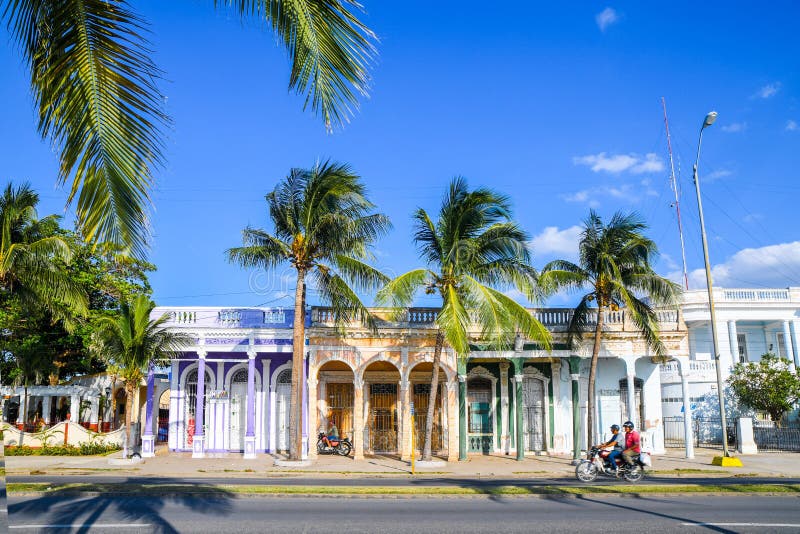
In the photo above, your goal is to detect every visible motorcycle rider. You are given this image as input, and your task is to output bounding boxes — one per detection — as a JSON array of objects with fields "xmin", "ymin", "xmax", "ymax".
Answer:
[
  {"xmin": 322, "ymin": 421, "xmax": 339, "ymax": 449},
  {"xmin": 595, "ymin": 424, "xmax": 624, "ymax": 473},
  {"xmin": 621, "ymin": 420, "xmax": 641, "ymax": 467}
]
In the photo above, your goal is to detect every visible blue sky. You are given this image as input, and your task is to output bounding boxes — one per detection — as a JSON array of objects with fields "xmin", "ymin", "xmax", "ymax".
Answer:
[{"xmin": 2, "ymin": 2, "xmax": 800, "ymax": 308}]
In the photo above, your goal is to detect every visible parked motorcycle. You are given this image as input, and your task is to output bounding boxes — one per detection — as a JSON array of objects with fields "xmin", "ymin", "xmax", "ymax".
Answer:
[
  {"xmin": 316, "ymin": 432, "xmax": 353, "ymax": 456},
  {"xmin": 575, "ymin": 447, "xmax": 650, "ymax": 483}
]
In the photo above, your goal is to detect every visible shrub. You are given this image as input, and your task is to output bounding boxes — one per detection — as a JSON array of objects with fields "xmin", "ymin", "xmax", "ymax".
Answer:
[{"xmin": 5, "ymin": 443, "xmax": 121, "ymax": 456}]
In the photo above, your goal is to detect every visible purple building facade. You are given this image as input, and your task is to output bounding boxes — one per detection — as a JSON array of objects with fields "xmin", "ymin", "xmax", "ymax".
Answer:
[{"xmin": 146, "ymin": 307, "xmax": 306, "ymax": 459}]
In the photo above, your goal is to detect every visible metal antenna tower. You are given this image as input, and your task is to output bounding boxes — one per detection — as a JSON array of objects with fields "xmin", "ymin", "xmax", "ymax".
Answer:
[{"xmin": 662, "ymin": 97, "xmax": 690, "ymax": 290}]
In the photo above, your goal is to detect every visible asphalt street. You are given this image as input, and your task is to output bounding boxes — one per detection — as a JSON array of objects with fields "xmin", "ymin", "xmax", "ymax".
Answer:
[
  {"xmin": 7, "ymin": 494, "xmax": 800, "ymax": 533},
  {"xmin": 8, "ymin": 474, "xmax": 800, "ymax": 487}
]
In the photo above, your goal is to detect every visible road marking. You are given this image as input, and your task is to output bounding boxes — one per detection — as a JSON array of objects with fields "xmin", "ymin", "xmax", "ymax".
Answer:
[
  {"xmin": 682, "ymin": 523, "xmax": 800, "ymax": 528},
  {"xmin": 11, "ymin": 524, "xmax": 151, "ymax": 530}
]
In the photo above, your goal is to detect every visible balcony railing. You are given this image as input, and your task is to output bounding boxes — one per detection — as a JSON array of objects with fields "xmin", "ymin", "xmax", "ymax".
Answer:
[
  {"xmin": 721, "ymin": 289, "xmax": 790, "ymax": 301},
  {"xmin": 311, "ymin": 306, "xmax": 683, "ymax": 332},
  {"xmin": 660, "ymin": 360, "xmax": 717, "ymax": 383}
]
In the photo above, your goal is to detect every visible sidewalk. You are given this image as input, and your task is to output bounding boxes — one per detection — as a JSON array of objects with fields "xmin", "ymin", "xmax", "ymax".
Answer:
[{"xmin": 7, "ymin": 447, "xmax": 800, "ymax": 479}]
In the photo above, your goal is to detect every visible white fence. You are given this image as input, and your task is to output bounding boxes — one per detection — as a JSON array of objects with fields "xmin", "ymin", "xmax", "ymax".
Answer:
[{"xmin": 2, "ymin": 421, "xmax": 126, "ymax": 448}]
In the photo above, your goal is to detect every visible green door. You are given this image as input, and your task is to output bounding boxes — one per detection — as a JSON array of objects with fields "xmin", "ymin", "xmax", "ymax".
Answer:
[{"xmin": 467, "ymin": 378, "xmax": 493, "ymax": 453}]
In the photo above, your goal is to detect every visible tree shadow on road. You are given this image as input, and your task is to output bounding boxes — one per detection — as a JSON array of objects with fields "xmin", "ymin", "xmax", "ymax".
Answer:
[{"xmin": 9, "ymin": 477, "xmax": 235, "ymax": 533}]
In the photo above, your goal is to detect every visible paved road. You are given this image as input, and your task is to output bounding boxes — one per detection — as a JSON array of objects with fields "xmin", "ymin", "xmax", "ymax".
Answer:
[
  {"xmin": 7, "ymin": 494, "xmax": 800, "ymax": 533},
  {"xmin": 8, "ymin": 474, "xmax": 800, "ymax": 487}
]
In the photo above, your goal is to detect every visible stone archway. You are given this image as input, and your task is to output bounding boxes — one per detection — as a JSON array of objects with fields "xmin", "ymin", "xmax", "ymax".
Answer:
[
  {"xmin": 361, "ymin": 360, "xmax": 401, "ymax": 455},
  {"xmin": 407, "ymin": 361, "xmax": 449, "ymax": 457},
  {"xmin": 317, "ymin": 360, "xmax": 355, "ymax": 443}
]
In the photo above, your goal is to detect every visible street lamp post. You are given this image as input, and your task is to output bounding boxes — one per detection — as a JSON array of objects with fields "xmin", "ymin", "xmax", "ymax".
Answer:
[{"xmin": 692, "ymin": 110, "xmax": 731, "ymax": 457}]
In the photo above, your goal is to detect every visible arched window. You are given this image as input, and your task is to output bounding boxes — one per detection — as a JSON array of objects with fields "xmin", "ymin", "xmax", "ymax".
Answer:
[
  {"xmin": 232, "ymin": 369, "xmax": 248, "ymax": 384},
  {"xmin": 277, "ymin": 369, "xmax": 292, "ymax": 385},
  {"xmin": 185, "ymin": 369, "xmax": 211, "ymax": 417}
]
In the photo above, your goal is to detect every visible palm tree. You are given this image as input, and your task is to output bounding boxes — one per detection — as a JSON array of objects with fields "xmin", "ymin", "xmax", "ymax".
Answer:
[
  {"xmin": 0, "ymin": 182, "xmax": 87, "ymax": 318},
  {"xmin": 94, "ymin": 294, "xmax": 192, "ymax": 454},
  {"xmin": 227, "ymin": 160, "xmax": 390, "ymax": 460},
  {"xmin": 3, "ymin": 1, "xmax": 377, "ymax": 258},
  {"xmin": 377, "ymin": 177, "xmax": 551, "ymax": 462},
  {"xmin": 539, "ymin": 210, "xmax": 680, "ymax": 447}
]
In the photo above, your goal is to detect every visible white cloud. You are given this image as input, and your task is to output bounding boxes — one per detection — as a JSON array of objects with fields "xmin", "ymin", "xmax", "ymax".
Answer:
[
  {"xmin": 721, "ymin": 122, "xmax": 747, "ymax": 133},
  {"xmin": 672, "ymin": 241, "xmax": 800, "ymax": 289},
  {"xmin": 786, "ymin": 120, "xmax": 798, "ymax": 132},
  {"xmin": 596, "ymin": 7, "xmax": 619, "ymax": 32},
  {"xmin": 743, "ymin": 213, "xmax": 764, "ymax": 223},
  {"xmin": 704, "ymin": 169, "xmax": 733, "ymax": 182},
  {"xmin": 530, "ymin": 225, "xmax": 582, "ymax": 260},
  {"xmin": 754, "ymin": 82, "xmax": 781, "ymax": 99},
  {"xmin": 573, "ymin": 152, "xmax": 665, "ymax": 174}
]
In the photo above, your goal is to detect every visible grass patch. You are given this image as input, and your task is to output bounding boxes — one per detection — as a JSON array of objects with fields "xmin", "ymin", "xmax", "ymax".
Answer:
[{"xmin": 9, "ymin": 482, "xmax": 800, "ymax": 497}]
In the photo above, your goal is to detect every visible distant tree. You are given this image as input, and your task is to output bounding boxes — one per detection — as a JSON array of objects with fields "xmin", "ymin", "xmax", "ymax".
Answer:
[
  {"xmin": 540, "ymin": 211, "xmax": 680, "ymax": 446},
  {"xmin": 227, "ymin": 161, "xmax": 390, "ymax": 461},
  {"xmin": 728, "ymin": 353, "xmax": 800, "ymax": 427}
]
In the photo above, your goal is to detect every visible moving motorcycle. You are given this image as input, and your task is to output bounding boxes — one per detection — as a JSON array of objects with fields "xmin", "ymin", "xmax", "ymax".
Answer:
[
  {"xmin": 575, "ymin": 447, "xmax": 650, "ymax": 483},
  {"xmin": 316, "ymin": 432, "xmax": 352, "ymax": 456}
]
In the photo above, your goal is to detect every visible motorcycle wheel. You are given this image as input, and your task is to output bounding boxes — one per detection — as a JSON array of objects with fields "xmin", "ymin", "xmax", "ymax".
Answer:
[
  {"xmin": 623, "ymin": 465, "xmax": 644, "ymax": 483},
  {"xmin": 317, "ymin": 440, "xmax": 326, "ymax": 454},
  {"xmin": 337, "ymin": 441, "xmax": 352, "ymax": 457},
  {"xmin": 575, "ymin": 460, "xmax": 598, "ymax": 482}
]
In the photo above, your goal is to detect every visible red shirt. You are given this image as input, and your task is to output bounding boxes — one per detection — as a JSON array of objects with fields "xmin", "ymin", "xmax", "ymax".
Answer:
[{"xmin": 625, "ymin": 430, "xmax": 641, "ymax": 453}]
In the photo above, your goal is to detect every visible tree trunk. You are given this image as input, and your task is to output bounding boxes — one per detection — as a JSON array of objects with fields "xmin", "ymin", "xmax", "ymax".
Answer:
[
  {"xmin": 289, "ymin": 269, "xmax": 307, "ymax": 461},
  {"xmin": 422, "ymin": 330, "xmax": 445, "ymax": 462},
  {"xmin": 125, "ymin": 382, "xmax": 134, "ymax": 457},
  {"xmin": 586, "ymin": 306, "xmax": 605, "ymax": 449}
]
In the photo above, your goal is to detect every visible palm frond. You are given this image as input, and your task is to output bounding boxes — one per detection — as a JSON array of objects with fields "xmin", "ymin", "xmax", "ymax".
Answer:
[
  {"xmin": 437, "ymin": 284, "xmax": 470, "ymax": 355},
  {"xmin": 6, "ymin": 0, "xmax": 168, "ymax": 257}
]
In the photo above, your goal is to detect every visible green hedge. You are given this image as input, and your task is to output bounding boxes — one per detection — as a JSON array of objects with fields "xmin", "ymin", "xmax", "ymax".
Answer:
[{"xmin": 5, "ymin": 443, "xmax": 121, "ymax": 456}]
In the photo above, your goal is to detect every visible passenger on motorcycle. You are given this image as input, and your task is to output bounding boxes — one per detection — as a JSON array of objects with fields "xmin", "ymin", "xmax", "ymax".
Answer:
[
  {"xmin": 622, "ymin": 421, "xmax": 641, "ymax": 466},
  {"xmin": 595, "ymin": 424, "xmax": 624, "ymax": 472},
  {"xmin": 322, "ymin": 421, "xmax": 339, "ymax": 448}
]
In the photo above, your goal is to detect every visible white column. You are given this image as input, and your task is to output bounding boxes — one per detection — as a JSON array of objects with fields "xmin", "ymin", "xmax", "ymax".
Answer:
[
  {"xmin": 69, "ymin": 394, "xmax": 80, "ymax": 423},
  {"xmin": 791, "ymin": 320, "xmax": 800, "ymax": 370},
  {"xmin": 623, "ymin": 358, "xmax": 636, "ymax": 426},
  {"xmin": 307, "ymin": 375, "xmax": 319, "ymax": 460},
  {"xmin": 727, "ymin": 321, "xmax": 739, "ymax": 365},
  {"xmin": 675, "ymin": 358, "xmax": 695, "ymax": 459},
  {"xmin": 499, "ymin": 362, "xmax": 510, "ymax": 454},
  {"xmin": 353, "ymin": 376, "xmax": 365, "ymax": 460},
  {"xmin": 89, "ymin": 396, "xmax": 100, "ymax": 431},
  {"xmin": 42, "ymin": 396, "xmax": 52, "ymax": 425},
  {"xmin": 399, "ymin": 378, "xmax": 410, "ymax": 461},
  {"xmin": 260, "ymin": 359, "xmax": 271, "ymax": 452},
  {"xmin": 168, "ymin": 361, "xmax": 181, "ymax": 450},
  {"xmin": 782, "ymin": 321, "xmax": 796, "ymax": 371}
]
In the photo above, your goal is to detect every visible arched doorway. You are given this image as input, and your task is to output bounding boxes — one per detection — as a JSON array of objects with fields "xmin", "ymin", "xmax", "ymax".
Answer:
[
  {"xmin": 157, "ymin": 390, "xmax": 170, "ymax": 442},
  {"xmin": 467, "ymin": 376, "xmax": 494, "ymax": 454},
  {"xmin": 317, "ymin": 361, "xmax": 355, "ymax": 442},
  {"xmin": 620, "ymin": 377, "xmax": 644, "ymax": 430},
  {"xmin": 229, "ymin": 369, "xmax": 248, "ymax": 451},
  {"xmin": 274, "ymin": 368, "xmax": 292, "ymax": 452},
  {"xmin": 408, "ymin": 362, "xmax": 447, "ymax": 456},
  {"xmin": 362, "ymin": 361, "xmax": 400, "ymax": 454},
  {"xmin": 184, "ymin": 368, "xmax": 211, "ymax": 448},
  {"xmin": 521, "ymin": 373, "xmax": 546, "ymax": 452}
]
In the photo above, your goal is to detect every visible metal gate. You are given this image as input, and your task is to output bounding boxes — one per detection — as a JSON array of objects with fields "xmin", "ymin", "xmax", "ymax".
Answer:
[
  {"xmin": 522, "ymin": 377, "xmax": 545, "ymax": 451},
  {"xmin": 414, "ymin": 383, "xmax": 443, "ymax": 453},
  {"xmin": 326, "ymin": 383, "xmax": 354, "ymax": 440},
  {"xmin": 184, "ymin": 369, "xmax": 211, "ymax": 448},
  {"xmin": 275, "ymin": 369, "xmax": 291, "ymax": 452},
  {"xmin": 368, "ymin": 383, "xmax": 397, "ymax": 453},
  {"xmin": 468, "ymin": 378, "xmax": 493, "ymax": 453}
]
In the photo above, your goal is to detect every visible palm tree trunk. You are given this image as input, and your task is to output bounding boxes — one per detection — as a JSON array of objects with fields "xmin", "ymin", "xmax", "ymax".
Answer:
[
  {"xmin": 125, "ymin": 382, "xmax": 134, "ymax": 456},
  {"xmin": 422, "ymin": 330, "xmax": 445, "ymax": 462},
  {"xmin": 289, "ymin": 268, "xmax": 307, "ymax": 461},
  {"xmin": 586, "ymin": 306, "xmax": 605, "ymax": 449}
]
